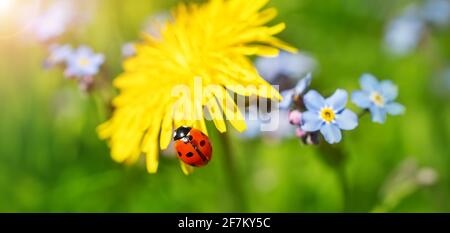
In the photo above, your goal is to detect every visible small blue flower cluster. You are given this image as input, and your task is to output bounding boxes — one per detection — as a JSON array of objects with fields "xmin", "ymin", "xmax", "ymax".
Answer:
[
  {"xmin": 351, "ymin": 74, "xmax": 405, "ymax": 124},
  {"xmin": 31, "ymin": 1, "xmax": 104, "ymax": 92},
  {"xmin": 250, "ymin": 50, "xmax": 405, "ymax": 144},
  {"xmin": 284, "ymin": 73, "xmax": 405, "ymax": 144},
  {"xmin": 45, "ymin": 44, "xmax": 104, "ymax": 92},
  {"xmin": 242, "ymin": 51, "xmax": 317, "ymax": 141}
]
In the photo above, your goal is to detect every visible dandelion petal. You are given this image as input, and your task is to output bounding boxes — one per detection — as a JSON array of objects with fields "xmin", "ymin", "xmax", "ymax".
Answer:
[{"xmin": 180, "ymin": 161, "xmax": 194, "ymax": 175}]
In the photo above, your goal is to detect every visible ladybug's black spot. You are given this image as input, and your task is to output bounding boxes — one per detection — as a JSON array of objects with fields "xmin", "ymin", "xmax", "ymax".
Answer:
[
  {"xmin": 186, "ymin": 152, "xmax": 194, "ymax": 157},
  {"xmin": 200, "ymin": 140, "xmax": 206, "ymax": 147},
  {"xmin": 177, "ymin": 151, "xmax": 182, "ymax": 157}
]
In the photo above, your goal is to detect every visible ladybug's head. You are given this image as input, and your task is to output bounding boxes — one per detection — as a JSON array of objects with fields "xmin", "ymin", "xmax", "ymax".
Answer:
[{"xmin": 173, "ymin": 126, "xmax": 192, "ymax": 141}]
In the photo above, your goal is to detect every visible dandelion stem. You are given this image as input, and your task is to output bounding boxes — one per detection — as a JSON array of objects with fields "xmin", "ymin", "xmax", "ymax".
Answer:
[
  {"xmin": 218, "ymin": 132, "xmax": 247, "ymax": 212},
  {"xmin": 90, "ymin": 71, "xmax": 114, "ymax": 123}
]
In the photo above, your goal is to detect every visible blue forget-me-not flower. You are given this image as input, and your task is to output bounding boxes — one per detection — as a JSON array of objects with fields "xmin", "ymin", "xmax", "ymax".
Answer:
[
  {"xmin": 65, "ymin": 45, "xmax": 104, "ymax": 78},
  {"xmin": 301, "ymin": 89, "xmax": 358, "ymax": 144},
  {"xmin": 44, "ymin": 44, "xmax": 73, "ymax": 68},
  {"xmin": 384, "ymin": 6, "xmax": 425, "ymax": 56},
  {"xmin": 351, "ymin": 74, "xmax": 405, "ymax": 124},
  {"xmin": 279, "ymin": 73, "xmax": 312, "ymax": 110}
]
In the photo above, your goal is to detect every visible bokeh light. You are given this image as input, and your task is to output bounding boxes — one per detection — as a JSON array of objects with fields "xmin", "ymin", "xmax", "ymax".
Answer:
[
  {"xmin": 0, "ymin": 0, "xmax": 14, "ymax": 13},
  {"xmin": 0, "ymin": 0, "xmax": 42, "ymax": 40}
]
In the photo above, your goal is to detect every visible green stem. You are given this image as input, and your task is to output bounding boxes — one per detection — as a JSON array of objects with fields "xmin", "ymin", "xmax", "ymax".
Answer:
[
  {"xmin": 91, "ymin": 90, "xmax": 107, "ymax": 123},
  {"xmin": 218, "ymin": 132, "xmax": 247, "ymax": 212},
  {"xmin": 336, "ymin": 163, "xmax": 350, "ymax": 212},
  {"xmin": 358, "ymin": 109, "xmax": 369, "ymax": 118},
  {"xmin": 317, "ymin": 143, "xmax": 350, "ymax": 212}
]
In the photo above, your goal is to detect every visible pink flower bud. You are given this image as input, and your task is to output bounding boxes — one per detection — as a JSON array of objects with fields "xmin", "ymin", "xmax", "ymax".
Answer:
[
  {"xmin": 289, "ymin": 110, "xmax": 302, "ymax": 125},
  {"xmin": 295, "ymin": 127, "xmax": 306, "ymax": 138}
]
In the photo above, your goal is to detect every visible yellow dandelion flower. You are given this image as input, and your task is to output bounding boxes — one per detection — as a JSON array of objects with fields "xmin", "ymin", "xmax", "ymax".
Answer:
[{"xmin": 98, "ymin": 0, "xmax": 297, "ymax": 174}]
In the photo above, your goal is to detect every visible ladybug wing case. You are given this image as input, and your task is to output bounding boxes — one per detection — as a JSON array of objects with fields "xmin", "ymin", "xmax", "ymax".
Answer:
[{"xmin": 189, "ymin": 129, "xmax": 212, "ymax": 161}]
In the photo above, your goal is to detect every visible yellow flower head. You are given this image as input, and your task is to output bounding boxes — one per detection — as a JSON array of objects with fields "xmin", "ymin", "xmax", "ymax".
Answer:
[{"xmin": 98, "ymin": 0, "xmax": 297, "ymax": 174}]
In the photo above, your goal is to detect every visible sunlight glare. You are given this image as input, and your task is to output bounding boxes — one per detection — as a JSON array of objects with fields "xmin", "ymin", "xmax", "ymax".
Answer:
[{"xmin": 0, "ymin": 0, "xmax": 14, "ymax": 14}]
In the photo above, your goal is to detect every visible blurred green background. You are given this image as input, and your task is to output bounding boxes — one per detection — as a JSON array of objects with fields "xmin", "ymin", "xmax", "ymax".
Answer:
[{"xmin": 0, "ymin": 0, "xmax": 449, "ymax": 212}]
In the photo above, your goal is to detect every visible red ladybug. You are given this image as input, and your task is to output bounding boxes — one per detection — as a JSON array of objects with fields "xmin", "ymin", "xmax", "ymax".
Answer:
[{"xmin": 173, "ymin": 126, "xmax": 212, "ymax": 167}]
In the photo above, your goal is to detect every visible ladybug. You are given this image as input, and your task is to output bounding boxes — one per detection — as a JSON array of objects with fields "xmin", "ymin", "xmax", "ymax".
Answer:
[{"xmin": 173, "ymin": 126, "xmax": 212, "ymax": 167}]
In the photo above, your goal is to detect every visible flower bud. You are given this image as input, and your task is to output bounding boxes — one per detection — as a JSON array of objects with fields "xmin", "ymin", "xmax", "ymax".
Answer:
[{"xmin": 288, "ymin": 110, "xmax": 302, "ymax": 125}]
